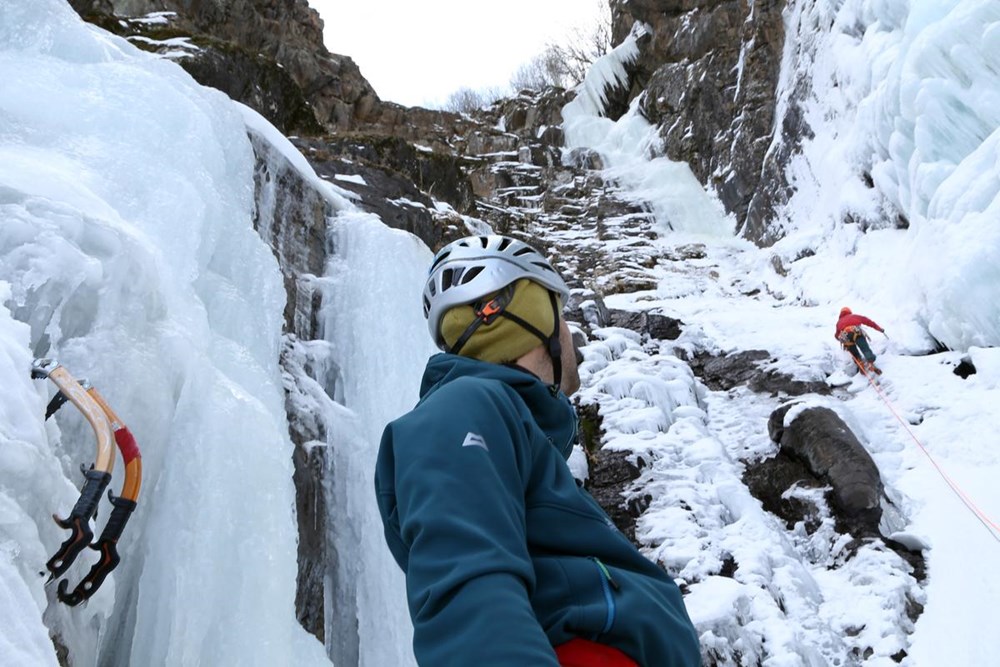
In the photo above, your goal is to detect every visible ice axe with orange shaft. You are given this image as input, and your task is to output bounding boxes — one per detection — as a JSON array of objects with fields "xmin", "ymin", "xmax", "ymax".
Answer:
[{"xmin": 32, "ymin": 358, "xmax": 142, "ymax": 606}]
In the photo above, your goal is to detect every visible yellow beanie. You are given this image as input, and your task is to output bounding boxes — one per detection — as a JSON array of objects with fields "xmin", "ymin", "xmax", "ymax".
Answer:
[{"xmin": 440, "ymin": 279, "xmax": 558, "ymax": 363}]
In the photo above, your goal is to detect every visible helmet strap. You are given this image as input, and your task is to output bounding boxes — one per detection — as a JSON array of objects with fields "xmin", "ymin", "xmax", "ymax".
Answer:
[
  {"xmin": 447, "ymin": 285, "xmax": 515, "ymax": 355},
  {"xmin": 546, "ymin": 292, "xmax": 562, "ymax": 394}
]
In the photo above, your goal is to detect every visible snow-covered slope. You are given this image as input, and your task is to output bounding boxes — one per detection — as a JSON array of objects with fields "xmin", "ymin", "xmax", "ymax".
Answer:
[{"xmin": 774, "ymin": 0, "xmax": 1000, "ymax": 351}]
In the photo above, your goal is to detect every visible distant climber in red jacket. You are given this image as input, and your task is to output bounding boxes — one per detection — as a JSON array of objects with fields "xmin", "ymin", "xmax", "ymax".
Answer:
[{"xmin": 835, "ymin": 307, "xmax": 886, "ymax": 375}]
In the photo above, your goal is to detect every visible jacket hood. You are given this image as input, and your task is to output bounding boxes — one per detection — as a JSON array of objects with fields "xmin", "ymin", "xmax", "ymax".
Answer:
[{"xmin": 419, "ymin": 353, "xmax": 578, "ymax": 458}]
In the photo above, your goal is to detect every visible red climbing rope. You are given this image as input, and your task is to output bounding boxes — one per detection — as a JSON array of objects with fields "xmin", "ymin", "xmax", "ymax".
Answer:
[{"xmin": 854, "ymin": 359, "xmax": 1000, "ymax": 543}]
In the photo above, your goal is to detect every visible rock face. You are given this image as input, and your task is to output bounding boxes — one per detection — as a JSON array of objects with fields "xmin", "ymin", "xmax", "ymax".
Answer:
[
  {"xmin": 610, "ymin": 0, "xmax": 806, "ymax": 244},
  {"xmin": 291, "ymin": 135, "xmax": 474, "ymax": 251},
  {"xmin": 251, "ymin": 133, "xmax": 329, "ymax": 337},
  {"xmin": 87, "ymin": 0, "xmax": 379, "ymax": 133},
  {"xmin": 576, "ymin": 402, "xmax": 647, "ymax": 542},
  {"xmin": 249, "ymin": 129, "xmax": 332, "ymax": 640},
  {"xmin": 84, "ymin": 0, "xmax": 815, "ymax": 244}
]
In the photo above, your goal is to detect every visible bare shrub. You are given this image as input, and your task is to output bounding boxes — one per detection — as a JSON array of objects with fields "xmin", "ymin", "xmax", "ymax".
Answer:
[
  {"xmin": 543, "ymin": 0, "xmax": 612, "ymax": 88},
  {"xmin": 510, "ymin": 57, "xmax": 550, "ymax": 93},
  {"xmin": 443, "ymin": 0, "xmax": 612, "ymax": 106},
  {"xmin": 443, "ymin": 86, "xmax": 507, "ymax": 113}
]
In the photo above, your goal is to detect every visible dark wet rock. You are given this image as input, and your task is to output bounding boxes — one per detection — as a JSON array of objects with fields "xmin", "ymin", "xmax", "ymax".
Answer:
[
  {"xmin": 688, "ymin": 349, "xmax": 769, "ymax": 390},
  {"xmin": 883, "ymin": 536, "xmax": 927, "ymax": 584},
  {"xmin": 279, "ymin": 336, "xmax": 334, "ymax": 641},
  {"xmin": 290, "ymin": 137, "xmax": 468, "ymax": 251},
  {"xmin": 688, "ymin": 349, "xmax": 831, "ymax": 396},
  {"xmin": 97, "ymin": 0, "xmax": 380, "ymax": 132},
  {"xmin": 759, "ymin": 406, "xmax": 927, "ymax": 586},
  {"xmin": 768, "ymin": 405, "xmax": 884, "ymax": 536},
  {"xmin": 175, "ymin": 42, "xmax": 323, "ymax": 136},
  {"xmin": 954, "ymin": 358, "xmax": 976, "ymax": 378},
  {"xmin": 290, "ymin": 436, "xmax": 327, "ymax": 641},
  {"xmin": 68, "ymin": 0, "xmax": 113, "ymax": 14},
  {"xmin": 743, "ymin": 451, "xmax": 827, "ymax": 532},
  {"xmin": 604, "ymin": 309, "xmax": 683, "ymax": 340},
  {"xmin": 578, "ymin": 402, "xmax": 646, "ymax": 542},
  {"xmin": 250, "ymin": 131, "xmax": 328, "ymax": 338},
  {"xmin": 586, "ymin": 449, "xmax": 646, "ymax": 543},
  {"xmin": 749, "ymin": 367, "xmax": 831, "ymax": 397}
]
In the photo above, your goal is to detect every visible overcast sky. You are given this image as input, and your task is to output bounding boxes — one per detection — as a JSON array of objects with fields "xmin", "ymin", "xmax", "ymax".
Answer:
[{"xmin": 309, "ymin": 0, "xmax": 605, "ymax": 108}]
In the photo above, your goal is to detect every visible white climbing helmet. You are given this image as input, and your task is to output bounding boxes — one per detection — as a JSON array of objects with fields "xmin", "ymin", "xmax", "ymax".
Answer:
[{"xmin": 423, "ymin": 235, "xmax": 570, "ymax": 349}]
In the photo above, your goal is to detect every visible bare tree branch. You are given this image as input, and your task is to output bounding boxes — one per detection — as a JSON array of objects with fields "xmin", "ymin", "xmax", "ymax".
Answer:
[
  {"xmin": 443, "ymin": 86, "xmax": 506, "ymax": 113},
  {"xmin": 440, "ymin": 0, "xmax": 612, "ymax": 107}
]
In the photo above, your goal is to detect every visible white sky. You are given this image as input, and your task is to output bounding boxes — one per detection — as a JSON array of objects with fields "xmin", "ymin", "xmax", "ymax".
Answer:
[{"xmin": 309, "ymin": 0, "xmax": 604, "ymax": 108}]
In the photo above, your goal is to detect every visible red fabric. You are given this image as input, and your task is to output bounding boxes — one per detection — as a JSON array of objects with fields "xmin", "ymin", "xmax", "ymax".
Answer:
[
  {"xmin": 114, "ymin": 427, "xmax": 141, "ymax": 464},
  {"xmin": 555, "ymin": 638, "xmax": 638, "ymax": 667},
  {"xmin": 834, "ymin": 313, "xmax": 882, "ymax": 339}
]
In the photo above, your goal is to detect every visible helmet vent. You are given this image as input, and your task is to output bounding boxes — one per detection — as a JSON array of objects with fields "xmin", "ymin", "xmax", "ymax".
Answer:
[
  {"xmin": 513, "ymin": 247, "xmax": 534, "ymax": 257},
  {"xmin": 461, "ymin": 266, "xmax": 483, "ymax": 284},
  {"xmin": 429, "ymin": 250, "xmax": 451, "ymax": 272},
  {"xmin": 498, "ymin": 237, "xmax": 513, "ymax": 251},
  {"xmin": 442, "ymin": 267, "xmax": 465, "ymax": 290}
]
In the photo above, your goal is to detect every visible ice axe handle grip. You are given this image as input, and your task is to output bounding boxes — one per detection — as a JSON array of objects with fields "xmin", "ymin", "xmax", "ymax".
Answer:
[
  {"xmin": 46, "ymin": 469, "xmax": 111, "ymax": 578},
  {"xmin": 99, "ymin": 493, "xmax": 137, "ymax": 544},
  {"xmin": 67, "ymin": 468, "xmax": 111, "ymax": 523},
  {"xmin": 57, "ymin": 496, "xmax": 136, "ymax": 606}
]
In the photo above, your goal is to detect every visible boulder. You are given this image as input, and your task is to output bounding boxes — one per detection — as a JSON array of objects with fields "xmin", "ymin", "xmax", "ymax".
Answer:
[{"xmin": 768, "ymin": 405, "xmax": 884, "ymax": 535}]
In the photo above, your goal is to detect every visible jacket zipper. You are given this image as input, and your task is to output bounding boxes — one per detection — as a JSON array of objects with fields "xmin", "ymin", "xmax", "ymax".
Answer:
[
  {"xmin": 560, "ymin": 407, "xmax": 578, "ymax": 457},
  {"xmin": 589, "ymin": 557, "xmax": 619, "ymax": 634}
]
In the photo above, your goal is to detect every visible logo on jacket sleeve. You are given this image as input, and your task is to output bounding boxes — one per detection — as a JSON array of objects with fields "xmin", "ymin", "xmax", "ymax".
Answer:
[{"xmin": 461, "ymin": 432, "xmax": 488, "ymax": 451}]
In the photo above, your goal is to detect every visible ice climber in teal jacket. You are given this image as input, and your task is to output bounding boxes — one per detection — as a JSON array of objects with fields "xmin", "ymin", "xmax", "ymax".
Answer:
[{"xmin": 375, "ymin": 235, "xmax": 701, "ymax": 667}]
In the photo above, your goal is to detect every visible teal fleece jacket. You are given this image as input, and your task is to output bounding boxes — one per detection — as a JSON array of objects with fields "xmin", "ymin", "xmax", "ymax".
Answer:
[{"xmin": 375, "ymin": 353, "xmax": 701, "ymax": 666}]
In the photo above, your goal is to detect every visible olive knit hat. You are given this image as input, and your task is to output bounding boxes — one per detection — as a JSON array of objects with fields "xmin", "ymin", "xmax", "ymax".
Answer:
[{"xmin": 440, "ymin": 278, "xmax": 558, "ymax": 364}]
